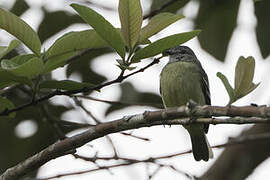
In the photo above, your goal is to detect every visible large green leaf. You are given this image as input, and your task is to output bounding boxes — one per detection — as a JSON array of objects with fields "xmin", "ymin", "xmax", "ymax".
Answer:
[
  {"xmin": 71, "ymin": 4, "xmax": 126, "ymax": 58},
  {"xmin": 195, "ymin": 0, "xmax": 240, "ymax": 61},
  {"xmin": 40, "ymin": 80, "xmax": 94, "ymax": 91},
  {"xmin": 45, "ymin": 30, "xmax": 109, "ymax": 73},
  {"xmin": 0, "ymin": 40, "xmax": 20, "ymax": 59},
  {"xmin": 0, "ymin": 96, "xmax": 15, "ymax": 118},
  {"xmin": 131, "ymin": 30, "xmax": 200, "ymax": 62},
  {"xmin": 1, "ymin": 54, "xmax": 44, "ymax": 78},
  {"xmin": 234, "ymin": 56, "xmax": 258, "ymax": 99},
  {"xmin": 138, "ymin": 13, "xmax": 184, "ymax": 43},
  {"xmin": 0, "ymin": 8, "xmax": 41, "ymax": 56},
  {"xmin": 217, "ymin": 56, "xmax": 259, "ymax": 105},
  {"xmin": 46, "ymin": 30, "xmax": 108, "ymax": 58},
  {"xmin": 254, "ymin": 0, "xmax": 270, "ymax": 58},
  {"xmin": 118, "ymin": 0, "xmax": 142, "ymax": 49}
]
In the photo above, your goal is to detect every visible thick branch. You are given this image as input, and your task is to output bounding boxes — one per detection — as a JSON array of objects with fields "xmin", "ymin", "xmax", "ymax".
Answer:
[{"xmin": 1, "ymin": 105, "xmax": 270, "ymax": 180}]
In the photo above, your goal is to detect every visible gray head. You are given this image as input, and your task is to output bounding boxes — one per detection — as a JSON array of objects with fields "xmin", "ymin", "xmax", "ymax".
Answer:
[{"xmin": 164, "ymin": 46, "xmax": 198, "ymax": 64}]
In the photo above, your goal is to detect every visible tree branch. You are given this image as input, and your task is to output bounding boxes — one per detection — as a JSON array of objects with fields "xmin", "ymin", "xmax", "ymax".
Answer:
[
  {"xmin": 0, "ymin": 58, "xmax": 161, "ymax": 117},
  {"xmin": 2, "ymin": 104, "xmax": 270, "ymax": 180}
]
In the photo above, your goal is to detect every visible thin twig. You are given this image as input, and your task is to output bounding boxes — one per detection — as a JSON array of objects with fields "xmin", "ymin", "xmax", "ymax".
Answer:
[
  {"xmin": 0, "ymin": 57, "xmax": 161, "ymax": 117},
  {"xmin": 73, "ymin": 95, "xmax": 163, "ymax": 108},
  {"xmin": 40, "ymin": 132, "xmax": 270, "ymax": 180},
  {"xmin": 72, "ymin": 96, "xmax": 102, "ymax": 124},
  {"xmin": 120, "ymin": 132, "xmax": 150, "ymax": 141}
]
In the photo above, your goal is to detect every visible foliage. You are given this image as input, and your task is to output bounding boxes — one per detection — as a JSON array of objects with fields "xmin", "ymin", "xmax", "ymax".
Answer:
[
  {"xmin": 217, "ymin": 56, "xmax": 259, "ymax": 105},
  {"xmin": 0, "ymin": 1, "xmax": 197, "ymax": 173},
  {"xmin": 0, "ymin": 0, "xmax": 265, "ymax": 179}
]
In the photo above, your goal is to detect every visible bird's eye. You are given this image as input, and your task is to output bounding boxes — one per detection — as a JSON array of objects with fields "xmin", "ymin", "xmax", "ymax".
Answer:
[{"xmin": 179, "ymin": 55, "xmax": 185, "ymax": 60}]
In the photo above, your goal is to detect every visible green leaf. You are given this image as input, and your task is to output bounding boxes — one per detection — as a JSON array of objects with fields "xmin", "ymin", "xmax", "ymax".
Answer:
[
  {"xmin": 0, "ymin": 67, "xmax": 31, "ymax": 87},
  {"xmin": 131, "ymin": 30, "xmax": 200, "ymax": 63},
  {"xmin": 140, "ymin": 39, "xmax": 151, "ymax": 45},
  {"xmin": 216, "ymin": 72, "xmax": 235, "ymax": 105},
  {"xmin": 46, "ymin": 30, "xmax": 108, "ymax": 58},
  {"xmin": 39, "ymin": 80, "xmax": 95, "ymax": 91},
  {"xmin": 0, "ymin": 96, "xmax": 15, "ymax": 118},
  {"xmin": 1, "ymin": 54, "xmax": 44, "ymax": 78},
  {"xmin": 118, "ymin": 0, "xmax": 143, "ymax": 49},
  {"xmin": 217, "ymin": 56, "xmax": 259, "ymax": 105},
  {"xmin": 44, "ymin": 52, "xmax": 76, "ymax": 73},
  {"xmin": 234, "ymin": 56, "xmax": 257, "ymax": 99},
  {"xmin": 71, "ymin": 3, "xmax": 126, "ymax": 58},
  {"xmin": 45, "ymin": 30, "xmax": 109, "ymax": 73},
  {"xmin": 138, "ymin": 13, "xmax": 184, "ymax": 43},
  {"xmin": 0, "ymin": 7, "xmax": 41, "ymax": 56},
  {"xmin": 0, "ymin": 40, "xmax": 20, "ymax": 59}
]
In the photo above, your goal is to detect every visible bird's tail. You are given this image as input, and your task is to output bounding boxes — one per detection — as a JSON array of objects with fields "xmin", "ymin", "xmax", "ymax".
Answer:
[{"xmin": 189, "ymin": 129, "xmax": 213, "ymax": 161}]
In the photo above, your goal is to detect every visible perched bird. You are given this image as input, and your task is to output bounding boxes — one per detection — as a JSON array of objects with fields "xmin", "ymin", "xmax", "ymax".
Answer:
[{"xmin": 160, "ymin": 45, "xmax": 213, "ymax": 161}]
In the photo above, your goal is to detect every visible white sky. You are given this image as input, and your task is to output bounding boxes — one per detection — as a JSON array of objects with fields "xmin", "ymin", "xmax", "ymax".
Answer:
[{"xmin": 1, "ymin": 0, "xmax": 270, "ymax": 179}]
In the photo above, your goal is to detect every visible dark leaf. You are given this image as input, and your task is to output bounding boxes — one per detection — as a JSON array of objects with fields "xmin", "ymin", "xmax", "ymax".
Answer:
[
  {"xmin": 195, "ymin": 0, "xmax": 240, "ymax": 61},
  {"xmin": 10, "ymin": 0, "xmax": 29, "ymax": 16},
  {"xmin": 38, "ymin": 7, "xmax": 85, "ymax": 43},
  {"xmin": 254, "ymin": 0, "xmax": 270, "ymax": 58},
  {"xmin": 150, "ymin": 0, "xmax": 190, "ymax": 14}
]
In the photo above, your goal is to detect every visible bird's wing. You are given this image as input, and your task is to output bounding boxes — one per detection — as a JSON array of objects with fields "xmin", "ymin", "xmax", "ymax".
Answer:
[
  {"xmin": 201, "ymin": 69, "xmax": 211, "ymax": 105},
  {"xmin": 199, "ymin": 65, "xmax": 211, "ymax": 133}
]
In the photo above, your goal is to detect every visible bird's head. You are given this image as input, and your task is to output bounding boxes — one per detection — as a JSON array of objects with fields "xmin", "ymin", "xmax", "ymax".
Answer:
[{"xmin": 163, "ymin": 45, "xmax": 197, "ymax": 63}]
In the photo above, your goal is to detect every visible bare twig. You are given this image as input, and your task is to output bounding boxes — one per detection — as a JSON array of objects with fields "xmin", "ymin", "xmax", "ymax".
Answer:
[
  {"xmin": 120, "ymin": 132, "xmax": 150, "ymax": 141},
  {"xmin": 106, "ymin": 136, "xmax": 118, "ymax": 157},
  {"xmin": 55, "ymin": 132, "xmax": 270, "ymax": 180},
  {"xmin": 72, "ymin": 97, "xmax": 102, "ymax": 124},
  {"xmin": 73, "ymin": 95, "xmax": 163, "ymax": 108}
]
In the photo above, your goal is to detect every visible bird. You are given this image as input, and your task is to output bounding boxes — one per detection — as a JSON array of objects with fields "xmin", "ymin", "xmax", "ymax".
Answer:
[{"xmin": 160, "ymin": 45, "xmax": 213, "ymax": 161}]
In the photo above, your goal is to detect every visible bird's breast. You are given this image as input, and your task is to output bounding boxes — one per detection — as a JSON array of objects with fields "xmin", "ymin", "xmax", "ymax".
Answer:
[{"xmin": 160, "ymin": 61, "xmax": 205, "ymax": 107}]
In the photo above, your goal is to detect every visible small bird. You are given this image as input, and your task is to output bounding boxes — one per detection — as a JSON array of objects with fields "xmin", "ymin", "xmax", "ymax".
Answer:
[{"xmin": 160, "ymin": 45, "xmax": 213, "ymax": 161}]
